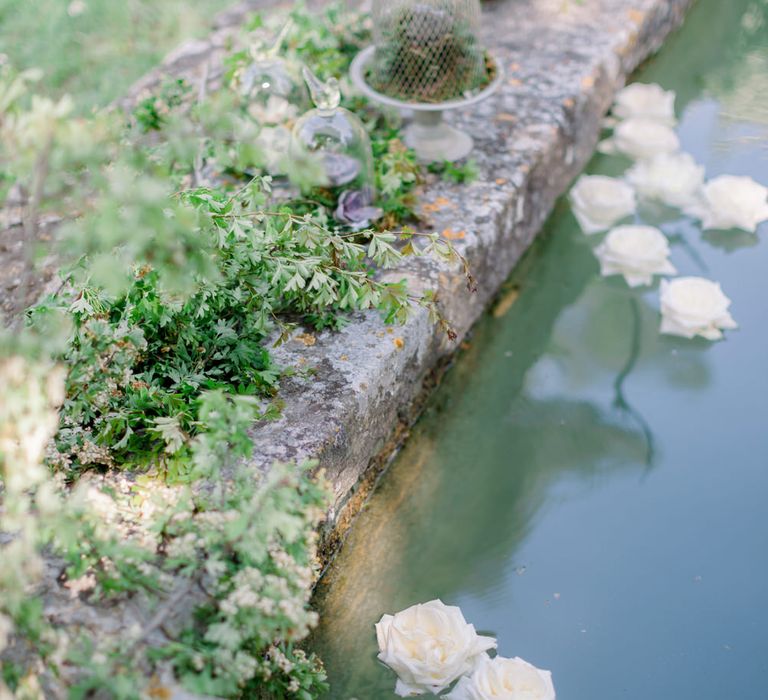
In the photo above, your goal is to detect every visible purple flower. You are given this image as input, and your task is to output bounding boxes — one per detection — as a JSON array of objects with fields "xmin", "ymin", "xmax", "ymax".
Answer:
[{"xmin": 335, "ymin": 189, "xmax": 383, "ymax": 227}]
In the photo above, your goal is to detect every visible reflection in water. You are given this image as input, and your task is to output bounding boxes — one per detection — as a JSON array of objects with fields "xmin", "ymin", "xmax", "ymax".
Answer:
[
  {"xmin": 312, "ymin": 202, "xmax": 658, "ymax": 696},
  {"xmin": 314, "ymin": 0, "xmax": 768, "ymax": 698},
  {"xmin": 611, "ymin": 298, "xmax": 654, "ymax": 468},
  {"xmin": 643, "ymin": 0, "xmax": 768, "ymax": 121},
  {"xmin": 314, "ymin": 395, "xmax": 649, "ymax": 696},
  {"xmin": 701, "ymin": 228, "xmax": 760, "ymax": 253}
]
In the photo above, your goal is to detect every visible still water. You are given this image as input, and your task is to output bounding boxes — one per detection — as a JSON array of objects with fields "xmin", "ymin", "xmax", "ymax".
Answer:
[{"xmin": 312, "ymin": 1, "xmax": 768, "ymax": 697}]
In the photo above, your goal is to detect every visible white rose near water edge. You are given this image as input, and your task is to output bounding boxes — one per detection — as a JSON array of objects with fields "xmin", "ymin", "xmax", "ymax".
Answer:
[
  {"xmin": 685, "ymin": 175, "xmax": 768, "ymax": 233},
  {"xmin": 375, "ymin": 600, "xmax": 497, "ymax": 696},
  {"xmin": 600, "ymin": 118, "xmax": 680, "ymax": 161},
  {"xmin": 611, "ymin": 82, "xmax": 676, "ymax": 125},
  {"xmin": 569, "ymin": 175, "xmax": 636, "ymax": 234},
  {"xmin": 660, "ymin": 277, "xmax": 738, "ymax": 340},
  {"xmin": 443, "ymin": 655, "xmax": 556, "ymax": 700},
  {"xmin": 626, "ymin": 151, "xmax": 704, "ymax": 208},
  {"xmin": 594, "ymin": 225, "xmax": 676, "ymax": 287}
]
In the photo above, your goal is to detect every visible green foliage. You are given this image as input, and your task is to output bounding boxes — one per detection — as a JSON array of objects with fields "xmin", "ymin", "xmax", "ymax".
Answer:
[
  {"xmin": 0, "ymin": 0, "xmax": 228, "ymax": 112},
  {"xmin": 157, "ymin": 454, "xmax": 330, "ymax": 697},
  {"xmin": 427, "ymin": 158, "xmax": 480, "ymax": 184},
  {"xmin": 0, "ymin": 3, "xmax": 475, "ymax": 697},
  {"xmin": 133, "ymin": 78, "xmax": 190, "ymax": 133},
  {"xmin": 374, "ymin": 132, "xmax": 421, "ymax": 225},
  {"xmin": 44, "ymin": 169, "xmax": 449, "ymax": 472}
]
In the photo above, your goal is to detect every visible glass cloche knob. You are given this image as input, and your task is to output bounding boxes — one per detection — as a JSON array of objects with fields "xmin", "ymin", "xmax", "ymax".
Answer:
[
  {"xmin": 239, "ymin": 20, "xmax": 310, "ymax": 125},
  {"xmin": 290, "ymin": 67, "xmax": 381, "ymax": 229}
]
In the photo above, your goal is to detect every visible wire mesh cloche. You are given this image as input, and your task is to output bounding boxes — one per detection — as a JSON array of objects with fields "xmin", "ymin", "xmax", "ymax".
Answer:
[
  {"xmin": 239, "ymin": 22, "xmax": 310, "ymax": 125},
  {"xmin": 369, "ymin": 0, "xmax": 487, "ymax": 103},
  {"xmin": 290, "ymin": 68, "xmax": 382, "ymax": 229}
]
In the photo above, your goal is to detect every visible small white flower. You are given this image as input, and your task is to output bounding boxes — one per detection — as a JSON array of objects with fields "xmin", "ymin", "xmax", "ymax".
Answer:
[
  {"xmin": 684, "ymin": 175, "xmax": 768, "ymax": 232},
  {"xmin": 375, "ymin": 600, "xmax": 497, "ymax": 697},
  {"xmin": 594, "ymin": 225, "xmax": 676, "ymax": 287},
  {"xmin": 660, "ymin": 277, "xmax": 738, "ymax": 340},
  {"xmin": 612, "ymin": 83, "xmax": 676, "ymax": 125},
  {"xmin": 67, "ymin": 0, "xmax": 87, "ymax": 17},
  {"xmin": 626, "ymin": 152, "xmax": 704, "ymax": 208},
  {"xmin": 599, "ymin": 118, "xmax": 680, "ymax": 161},
  {"xmin": 569, "ymin": 175, "xmax": 636, "ymax": 234},
  {"xmin": 248, "ymin": 95, "xmax": 298, "ymax": 125},
  {"xmin": 443, "ymin": 655, "xmax": 556, "ymax": 700}
]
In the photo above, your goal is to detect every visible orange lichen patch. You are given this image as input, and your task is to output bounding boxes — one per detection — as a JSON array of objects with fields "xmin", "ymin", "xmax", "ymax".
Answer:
[
  {"xmin": 339, "ymin": 354, "xmax": 349, "ymax": 361},
  {"xmin": 509, "ymin": 62, "xmax": 521, "ymax": 72},
  {"xmin": 507, "ymin": 77, "xmax": 523, "ymax": 87},
  {"xmin": 421, "ymin": 196, "xmax": 454, "ymax": 213},
  {"xmin": 147, "ymin": 681, "xmax": 172, "ymax": 700},
  {"xmin": 393, "ymin": 337, "xmax": 405, "ymax": 350},
  {"xmin": 628, "ymin": 8, "xmax": 645, "ymax": 23},
  {"xmin": 493, "ymin": 286, "xmax": 520, "ymax": 318},
  {"xmin": 563, "ymin": 97, "xmax": 575, "ymax": 109},
  {"xmin": 441, "ymin": 228, "xmax": 466, "ymax": 241},
  {"xmin": 495, "ymin": 178, "xmax": 507, "ymax": 186},
  {"xmin": 581, "ymin": 75, "xmax": 595, "ymax": 90},
  {"xmin": 294, "ymin": 332, "xmax": 316, "ymax": 347},
  {"xmin": 496, "ymin": 113, "xmax": 517, "ymax": 123}
]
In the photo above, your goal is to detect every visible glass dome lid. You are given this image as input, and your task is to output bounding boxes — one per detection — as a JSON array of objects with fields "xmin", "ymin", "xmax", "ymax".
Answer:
[
  {"xmin": 290, "ymin": 68, "xmax": 382, "ymax": 229},
  {"xmin": 239, "ymin": 21, "xmax": 310, "ymax": 125}
]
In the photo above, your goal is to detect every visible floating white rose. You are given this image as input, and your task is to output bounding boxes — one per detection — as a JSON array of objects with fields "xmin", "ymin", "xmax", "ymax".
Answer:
[
  {"xmin": 443, "ymin": 655, "xmax": 556, "ymax": 700},
  {"xmin": 612, "ymin": 82, "xmax": 676, "ymax": 125},
  {"xmin": 599, "ymin": 118, "xmax": 680, "ymax": 161},
  {"xmin": 594, "ymin": 225, "xmax": 676, "ymax": 287},
  {"xmin": 248, "ymin": 95, "xmax": 298, "ymax": 125},
  {"xmin": 375, "ymin": 600, "xmax": 497, "ymax": 697},
  {"xmin": 569, "ymin": 175, "xmax": 636, "ymax": 234},
  {"xmin": 684, "ymin": 174, "xmax": 768, "ymax": 232},
  {"xmin": 660, "ymin": 277, "xmax": 738, "ymax": 340},
  {"xmin": 626, "ymin": 152, "xmax": 704, "ymax": 208}
]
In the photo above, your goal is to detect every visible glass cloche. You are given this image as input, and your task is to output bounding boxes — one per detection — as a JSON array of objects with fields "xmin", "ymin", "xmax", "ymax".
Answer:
[
  {"xmin": 239, "ymin": 22, "xmax": 310, "ymax": 126},
  {"xmin": 290, "ymin": 68, "xmax": 381, "ymax": 229}
]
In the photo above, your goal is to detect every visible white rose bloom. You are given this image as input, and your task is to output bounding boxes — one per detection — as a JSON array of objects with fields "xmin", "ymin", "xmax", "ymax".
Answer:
[
  {"xmin": 660, "ymin": 277, "xmax": 738, "ymax": 340},
  {"xmin": 626, "ymin": 152, "xmax": 704, "ymax": 208},
  {"xmin": 684, "ymin": 175, "xmax": 768, "ymax": 232},
  {"xmin": 569, "ymin": 175, "xmax": 636, "ymax": 234},
  {"xmin": 375, "ymin": 600, "xmax": 497, "ymax": 697},
  {"xmin": 594, "ymin": 225, "xmax": 676, "ymax": 287},
  {"xmin": 443, "ymin": 655, "xmax": 556, "ymax": 700},
  {"xmin": 612, "ymin": 82, "xmax": 676, "ymax": 125},
  {"xmin": 599, "ymin": 118, "xmax": 680, "ymax": 161}
]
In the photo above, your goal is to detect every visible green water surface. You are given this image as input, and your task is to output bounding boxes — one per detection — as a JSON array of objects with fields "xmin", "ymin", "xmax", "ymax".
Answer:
[{"xmin": 313, "ymin": 1, "xmax": 768, "ymax": 697}]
